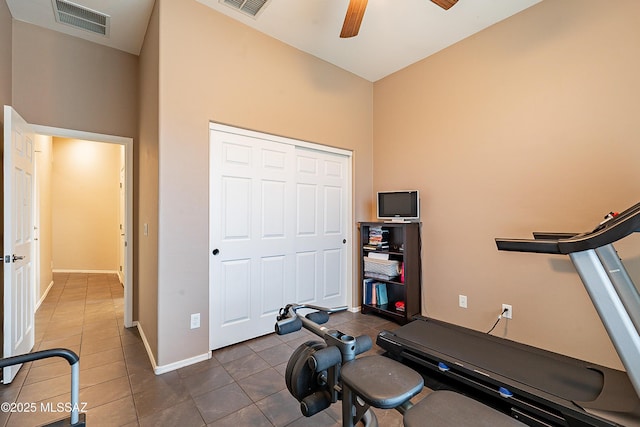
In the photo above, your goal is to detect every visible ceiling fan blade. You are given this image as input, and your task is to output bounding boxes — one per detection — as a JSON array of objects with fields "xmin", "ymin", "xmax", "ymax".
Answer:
[
  {"xmin": 431, "ymin": 0, "xmax": 459, "ymax": 10},
  {"xmin": 340, "ymin": 0, "xmax": 368, "ymax": 38}
]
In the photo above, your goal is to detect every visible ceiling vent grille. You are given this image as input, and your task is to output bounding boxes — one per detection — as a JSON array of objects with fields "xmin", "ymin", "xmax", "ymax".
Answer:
[
  {"xmin": 220, "ymin": 0, "xmax": 270, "ymax": 18},
  {"xmin": 52, "ymin": 0, "xmax": 110, "ymax": 36}
]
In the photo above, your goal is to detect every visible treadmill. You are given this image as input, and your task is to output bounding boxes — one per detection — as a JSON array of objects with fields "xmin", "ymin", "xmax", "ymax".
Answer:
[{"xmin": 377, "ymin": 201, "xmax": 640, "ymax": 426}]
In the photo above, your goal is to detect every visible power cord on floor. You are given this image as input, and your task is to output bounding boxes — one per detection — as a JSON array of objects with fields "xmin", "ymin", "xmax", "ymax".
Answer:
[{"xmin": 486, "ymin": 307, "xmax": 509, "ymax": 334}]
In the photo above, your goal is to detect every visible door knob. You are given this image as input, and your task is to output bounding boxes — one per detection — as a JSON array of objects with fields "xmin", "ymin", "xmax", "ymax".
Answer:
[
  {"xmin": 11, "ymin": 255, "xmax": 24, "ymax": 262},
  {"xmin": 212, "ymin": 249, "xmax": 220, "ymax": 255}
]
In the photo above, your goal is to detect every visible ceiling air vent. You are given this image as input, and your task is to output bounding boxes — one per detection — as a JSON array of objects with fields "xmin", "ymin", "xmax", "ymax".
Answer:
[
  {"xmin": 52, "ymin": 0, "xmax": 110, "ymax": 37},
  {"xmin": 220, "ymin": 0, "xmax": 270, "ymax": 18}
]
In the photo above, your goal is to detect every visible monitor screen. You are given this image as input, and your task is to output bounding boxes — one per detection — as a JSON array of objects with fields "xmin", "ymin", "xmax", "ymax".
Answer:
[{"xmin": 377, "ymin": 191, "xmax": 419, "ymax": 221}]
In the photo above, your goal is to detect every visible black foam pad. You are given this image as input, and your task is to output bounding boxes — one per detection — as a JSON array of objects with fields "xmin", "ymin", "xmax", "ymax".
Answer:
[
  {"xmin": 306, "ymin": 311, "xmax": 330, "ymax": 325},
  {"xmin": 275, "ymin": 317, "xmax": 302, "ymax": 335}
]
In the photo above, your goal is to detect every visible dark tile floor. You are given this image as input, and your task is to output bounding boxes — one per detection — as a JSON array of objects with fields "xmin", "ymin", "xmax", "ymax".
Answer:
[{"xmin": 0, "ymin": 273, "xmax": 428, "ymax": 427}]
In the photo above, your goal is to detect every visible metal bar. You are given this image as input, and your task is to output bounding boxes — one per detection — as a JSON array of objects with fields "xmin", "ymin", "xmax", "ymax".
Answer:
[
  {"xmin": 0, "ymin": 348, "xmax": 82, "ymax": 425},
  {"xmin": 595, "ymin": 244, "xmax": 640, "ymax": 334},
  {"xmin": 70, "ymin": 362, "xmax": 79, "ymax": 424},
  {"xmin": 342, "ymin": 385, "xmax": 355, "ymax": 427},
  {"xmin": 570, "ymin": 249, "xmax": 640, "ymax": 398}
]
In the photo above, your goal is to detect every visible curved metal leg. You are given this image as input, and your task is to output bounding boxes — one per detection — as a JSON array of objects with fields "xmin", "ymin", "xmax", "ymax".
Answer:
[{"xmin": 361, "ymin": 408, "xmax": 378, "ymax": 427}]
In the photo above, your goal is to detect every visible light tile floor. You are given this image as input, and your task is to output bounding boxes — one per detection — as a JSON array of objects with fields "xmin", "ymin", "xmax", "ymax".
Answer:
[{"xmin": 0, "ymin": 273, "xmax": 425, "ymax": 427}]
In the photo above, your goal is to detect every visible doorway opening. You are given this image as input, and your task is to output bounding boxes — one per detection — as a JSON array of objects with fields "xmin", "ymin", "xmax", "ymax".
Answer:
[{"xmin": 33, "ymin": 125, "xmax": 133, "ymax": 328}]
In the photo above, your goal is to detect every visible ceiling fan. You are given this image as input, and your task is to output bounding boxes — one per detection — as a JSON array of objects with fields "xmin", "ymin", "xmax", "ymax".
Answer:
[{"xmin": 340, "ymin": 0, "xmax": 459, "ymax": 38}]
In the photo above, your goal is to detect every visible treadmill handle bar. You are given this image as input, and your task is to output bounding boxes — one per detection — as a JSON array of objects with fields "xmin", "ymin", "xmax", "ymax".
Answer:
[
  {"xmin": 495, "ymin": 238, "xmax": 562, "ymax": 254},
  {"xmin": 0, "ymin": 348, "xmax": 81, "ymax": 425},
  {"xmin": 571, "ymin": 248, "xmax": 640, "ymax": 399}
]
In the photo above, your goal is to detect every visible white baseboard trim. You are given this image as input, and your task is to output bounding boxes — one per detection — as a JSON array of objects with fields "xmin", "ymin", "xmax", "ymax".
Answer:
[
  {"xmin": 52, "ymin": 269, "xmax": 119, "ymax": 274},
  {"xmin": 349, "ymin": 306, "xmax": 361, "ymax": 313},
  {"xmin": 135, "ymin": 322, "xmax": 159, "ymax": 372},
  {"xmin": 136, "ymin": 322, "xmax": 211, "ymax": 375},
  {"xmin": 154, "ymin": 352, "xmax": 212, "ymax": 375},
  {"xmin": 36, "ymin": 280, "xmax": 55, "ymax": 311}
]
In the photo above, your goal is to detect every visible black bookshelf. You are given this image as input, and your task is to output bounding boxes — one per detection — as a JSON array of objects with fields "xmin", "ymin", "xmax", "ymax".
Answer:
[{"xmin": 359, "ymin": 222, "xmax": 421, "ymax": 324}]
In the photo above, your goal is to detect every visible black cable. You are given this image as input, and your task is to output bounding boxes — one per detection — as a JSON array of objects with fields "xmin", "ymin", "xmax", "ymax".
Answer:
[{"xmin": 486, "ymin": 308, "xmax": 509, "ymax": 334}]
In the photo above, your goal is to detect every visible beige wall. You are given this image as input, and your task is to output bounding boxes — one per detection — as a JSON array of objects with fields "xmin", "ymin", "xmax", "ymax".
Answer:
[
  {"xmin": 137, "ymin": 0, "xmax": 160, "ymax": 361},
  {"xmin": 51, "ymin": 138, "xmax": 122, "ymax": 272},
  {"xmin": 11, "ymin": 21, "xmax": 138, "ymax": 137},
  {"xmin": 373, "ymin": 0, "xmax": 640, "ymax": 369},
  {"xmin": 154, "ymin": 0, "xmax": 373, "ymax": 366},
  {"xmin": 35, "ymin": 134, "xmax": 53, "ymax": 299}
]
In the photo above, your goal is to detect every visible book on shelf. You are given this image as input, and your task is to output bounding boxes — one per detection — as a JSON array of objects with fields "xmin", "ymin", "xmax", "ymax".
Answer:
[
  {"xmin": 363, "ymin": 279, "xmax": 388, "ymax": 306},
  {"xmin": 364, "ymin": 244, "xmax": 389, "ymax": 251},
  {"xmin": 367, "ymin": 226, "xmax": 389, "ymax": 249},
  {"xmin": 363, "ymin": 278, "xmax": 374, "ymax": 305},
  {"xmin": 376, "ymin": 283, "xmax": 388, "ymax": 306},
  {"xmin": 371, "ymin": 282, "xmax": 377, "ymax": 305}
]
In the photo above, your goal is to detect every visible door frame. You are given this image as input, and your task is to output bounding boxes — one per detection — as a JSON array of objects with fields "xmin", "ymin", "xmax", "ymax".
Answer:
[
  {"xmin": 33, "ymin": 124, "xmax": 134, "ymax": 328},
  {"xmin": 208, "ymin": 122, "xmax": 355, "ymax": 350}
]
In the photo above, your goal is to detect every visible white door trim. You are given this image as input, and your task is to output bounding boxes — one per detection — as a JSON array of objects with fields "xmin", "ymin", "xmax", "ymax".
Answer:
[
  {"xmin": 210, "ymin": 122, "xmax": 353, "ymax": 157},
  {"xmin": 32, "ymin": 125, "xmax": 134, "ymax": 328}
]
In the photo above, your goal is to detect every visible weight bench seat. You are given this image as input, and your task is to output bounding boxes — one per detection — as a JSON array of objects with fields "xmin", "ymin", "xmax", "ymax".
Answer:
[
  {"xmin": 404, "ymin": 390, "xmax": 526, "ymax": 427},
  {"xmin": 340, "ymin": 355, "xmax": 424, "ymax": 409}
]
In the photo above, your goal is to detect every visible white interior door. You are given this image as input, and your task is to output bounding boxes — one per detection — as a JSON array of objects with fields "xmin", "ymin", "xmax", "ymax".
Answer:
[
  {"xmin": 3, "ymin": 106, "xmax": 36, "ymax": 383},
  {"xmin": 210, "ymin": 125, "xmax": 351, "ymax": 350},
  {"xmin": 210, "ymin": 130, "xmax": 296, "ymax": 349},
  {"xmin": 294, "ymin": 148, "xmax": 349, "ymax": 307}
]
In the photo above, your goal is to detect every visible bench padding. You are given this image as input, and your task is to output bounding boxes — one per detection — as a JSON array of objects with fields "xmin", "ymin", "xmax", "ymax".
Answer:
[
  {"xmin": 340, "ymin": 355, "xmax": 424, "ymax": 409},
  {"xmin": 404, "ymin": 390, "xmax": 526, "ymax": 427}
]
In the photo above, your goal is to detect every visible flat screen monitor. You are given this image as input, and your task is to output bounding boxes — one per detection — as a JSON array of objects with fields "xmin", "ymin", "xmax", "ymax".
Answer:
[{"xmin": 377, "ymin": 191, "xmax": 419, "ymax": 222}]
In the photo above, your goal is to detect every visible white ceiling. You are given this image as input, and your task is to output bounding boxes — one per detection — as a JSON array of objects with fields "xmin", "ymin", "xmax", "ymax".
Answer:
[{"xmin": 6, "ymin": 0, "xmax": 541, "ymax": 82}]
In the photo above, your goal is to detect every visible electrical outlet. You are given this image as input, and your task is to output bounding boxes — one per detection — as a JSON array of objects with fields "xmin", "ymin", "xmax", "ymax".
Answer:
[
  {"xmin": 190, "ymin": 313, "xmax": 201, "ymax": 329},
  {"xmin": 502, "ymin": 304, "xmax": 513, "ymax": 319},
  {"xmin": 459, "ymin": 295, "xmax": 468, "ymax": 309}
]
